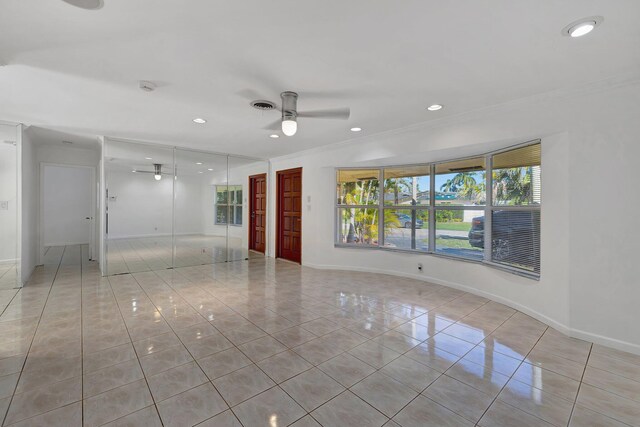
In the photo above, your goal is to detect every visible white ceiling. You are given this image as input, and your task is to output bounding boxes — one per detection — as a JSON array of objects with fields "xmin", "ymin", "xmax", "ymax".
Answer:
[{"xmin": 1, "ymin": 0, "xmax": 639, "ymax": 158}]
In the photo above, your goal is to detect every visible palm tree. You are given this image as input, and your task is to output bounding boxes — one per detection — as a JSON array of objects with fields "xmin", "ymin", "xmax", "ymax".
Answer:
[
  {"xmin": 440, "ymin": 172, "xmax": 485, "ymax": 204},
  {"xmin": 385, "ymin": 178, "xmax": 413, "ymax": 205},
  {"xmin": 493, "ymin": 167, "xmax": 533, "ymax": 205}
]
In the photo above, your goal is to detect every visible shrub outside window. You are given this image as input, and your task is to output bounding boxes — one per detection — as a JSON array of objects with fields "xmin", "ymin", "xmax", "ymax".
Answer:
[{"xmin": 335, "ymin": 141, "xmax": 541, "ymax": 278}]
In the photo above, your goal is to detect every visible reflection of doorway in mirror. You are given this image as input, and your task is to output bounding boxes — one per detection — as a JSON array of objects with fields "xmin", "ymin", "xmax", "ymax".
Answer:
[{"xmin": 0, "ymin": 127, "xmax": 18, "ymax": 289}]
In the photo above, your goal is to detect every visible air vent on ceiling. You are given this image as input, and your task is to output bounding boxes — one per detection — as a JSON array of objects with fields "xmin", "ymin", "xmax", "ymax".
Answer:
[
  {"xmin": 250, "ymin": 100, "xmax": 277, "ymax": 110},
  {"xmin": 62, "ymin": 140, "xmax": 73, "ymax": 145}
]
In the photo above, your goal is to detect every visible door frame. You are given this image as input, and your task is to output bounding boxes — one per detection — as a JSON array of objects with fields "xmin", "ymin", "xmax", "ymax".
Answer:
[
  {"xmin": 276, "ymin": 167, "xmax": 302, "ymax": 263},
  {"xmin": 248, "ymin": 173, "xmax": 267, "ymax": 254},
  {"xmin": 39, "ymin": 163, "xmax": 97, "ymax": 263}
]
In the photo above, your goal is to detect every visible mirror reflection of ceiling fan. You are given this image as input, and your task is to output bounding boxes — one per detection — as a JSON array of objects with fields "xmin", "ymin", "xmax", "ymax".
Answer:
[
  {"xmin": 133, "ymin": 163, "xmax": 170, "ymax": 181},
  {"xmin": 249, "ymin": 91, "xmax": 350, "ymax": 136}
]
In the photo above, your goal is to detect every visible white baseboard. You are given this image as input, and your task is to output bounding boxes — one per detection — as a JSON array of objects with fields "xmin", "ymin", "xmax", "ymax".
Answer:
[
  {"xmin": 0, "ymin": 258, "xmax": 18, "ymax": 265},
  {"xmin": 304, "ymin": 262, "xmax": 640, "ymax": 356}
]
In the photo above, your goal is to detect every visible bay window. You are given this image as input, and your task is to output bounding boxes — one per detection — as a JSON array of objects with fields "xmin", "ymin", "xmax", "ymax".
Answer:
[{"xmin": 334, "ymin": 140, "xmax": 541, "ymax": 278}]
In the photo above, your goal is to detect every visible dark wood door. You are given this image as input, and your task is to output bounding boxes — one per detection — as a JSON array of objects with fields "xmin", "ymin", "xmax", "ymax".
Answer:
[
  {"xmin": 277, "ymin": 167, "xmax": 302, "ymax": 263},
  {"xmin": 249, "ymin": 173, "xmax": 267, "ymax": 253}
]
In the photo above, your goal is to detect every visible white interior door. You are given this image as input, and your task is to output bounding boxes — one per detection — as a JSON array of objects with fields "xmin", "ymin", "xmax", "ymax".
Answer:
[{"xmin": 42, "ymin": 165, "xmax": 94, "ymax": 256}]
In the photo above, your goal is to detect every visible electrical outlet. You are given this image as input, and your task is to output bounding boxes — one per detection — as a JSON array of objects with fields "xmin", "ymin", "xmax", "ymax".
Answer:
[
  {"xmin": 417, "ymin": 263, "xmax": 423, "ymax": 272},
  {"xmin": 0, "ymin": 201, "xmax": 8, "ymax": 210}
]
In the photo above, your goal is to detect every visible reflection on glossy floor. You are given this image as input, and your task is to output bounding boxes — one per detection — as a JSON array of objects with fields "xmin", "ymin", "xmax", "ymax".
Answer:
[
  {"xmin": 106, "ymin": 235, "xmax": 262, "ymax": 275},
  {"xmin": 1, "ymin": 245, "xmax": 639, "ymax": 427},
  {"xmin": 0, "ymin": 263, "xmax": 18, "ymax": 291}
]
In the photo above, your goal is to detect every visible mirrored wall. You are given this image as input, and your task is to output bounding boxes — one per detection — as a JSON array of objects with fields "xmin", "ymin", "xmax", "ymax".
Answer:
[
  {"xmin": 0, "ymin": 123, "xmax": 20, "ymax": 288},
  {"xmin": 103, "ymin": 138, "xmax": 268, "ymax": 276}
]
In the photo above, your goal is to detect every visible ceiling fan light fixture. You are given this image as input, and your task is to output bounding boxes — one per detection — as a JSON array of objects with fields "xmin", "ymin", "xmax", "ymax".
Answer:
[
  {"xmin": 154, "ymin": 174, "xmax": 162, "ymax": 181},
  {"xmin": 154, "ymin": 163, "xmax": 162, "ymax": 181},
  {"xmin": 282, "ymin": 119, "xmax": 297, "ymax": 136}
]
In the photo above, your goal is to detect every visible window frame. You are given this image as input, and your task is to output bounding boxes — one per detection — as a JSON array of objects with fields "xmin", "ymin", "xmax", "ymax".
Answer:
[
  {"xmin": 334, "ymin": 139, "xmax": 541, "ymax": 279},
  {"xmin": 215, "ymin": 185, "xmax": 243, "ymax": 227}
]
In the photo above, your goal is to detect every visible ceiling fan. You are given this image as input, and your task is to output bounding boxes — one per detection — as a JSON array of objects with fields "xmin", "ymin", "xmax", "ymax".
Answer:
[
  {"xmin": 132, "ymin": 164, "xmax": 171, "ymax": 181},
  {"xmin": 251, "ymin": 91, "xmax": 350, "ymax": 136}
]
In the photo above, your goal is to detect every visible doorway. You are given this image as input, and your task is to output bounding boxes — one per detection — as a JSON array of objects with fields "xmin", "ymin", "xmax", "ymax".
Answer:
[
  {"xmin": 276, "ymin": 167, "xmax": 302, "ymax": 263},
  {"xmin": 249, "ymin": 173, "xmax": 267, "ymax": 253},
  {"xmin": 41, "ymin": 164, "xmax": 96, "ymax": 262}
]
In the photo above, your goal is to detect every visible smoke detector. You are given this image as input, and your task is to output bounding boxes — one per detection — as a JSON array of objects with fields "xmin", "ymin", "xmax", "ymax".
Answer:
[
  {"xmin": 139, "ymin": 81, "xmax": 156, "ymax": 92},
  {"xmin": 61, "ymin": 0, "xmax": 104, "ymax": 10},
  {"xmin": 250, "ymin": 100, "xmax": 277, "ymax": 111}
]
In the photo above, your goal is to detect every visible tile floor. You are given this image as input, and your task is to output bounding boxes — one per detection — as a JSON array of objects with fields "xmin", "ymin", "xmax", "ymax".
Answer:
[
  {"xmin": 106, "ymin": 235, "xmax": 262, "ymax": 275},
  {"xmin": 0, "ymin": 245, "xmax": 639, "ymax": 426}
]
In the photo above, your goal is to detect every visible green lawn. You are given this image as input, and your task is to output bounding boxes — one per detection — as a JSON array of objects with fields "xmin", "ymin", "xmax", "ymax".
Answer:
[
  {"xmin": 435, "ymin": 222, "xmax": 472, "ymax": 232},
  {"xmin": 435, "ymin": 237, "xmax": 473, "ymax": 249}
]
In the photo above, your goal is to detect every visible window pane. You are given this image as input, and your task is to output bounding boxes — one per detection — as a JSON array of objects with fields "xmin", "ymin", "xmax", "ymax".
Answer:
[
  {"xmin": 216, "ymin": 187, "xmax": 228, "ymax": 204},
  {"xmin": 492, "ymin": 143, "xmax": 541, "ymax": 206},
  {"xmin": 337, "ymin": 208, "xmax": 379, "ymax": 245},
  {"xmin": 234, "ymin": 206, "xmax": 243, "ymax": 225},
  {"xmin": 336, "ymin": 169, "xmax": 380, "ymax": 205},
  {"xmin": 383, "ymin": 208, "xmax": 429, "ymax": 251},
  {"xmin": 435, "ymin": 209, "xmax": 483, "ymax": 260},
  {"xmin": 383, "ymin": 166, "xmax": 430, "ymax": 206},
  {"xmin": 216, "ymin": 206, "xmax": 228, "ymax": 224},
  {"xmin": 491, "ymin": 210, "xmax": 540, "ymax": 273},
  {"xmin": 235, "ymin": 188, "xmax": 243, "ymax": 205},
  {"xmin": 435, "ymin": 157, "xmax": 486, "ymax": 206}
]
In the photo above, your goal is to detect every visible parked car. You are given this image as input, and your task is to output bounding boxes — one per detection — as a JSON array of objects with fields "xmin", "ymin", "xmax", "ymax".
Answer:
[
  {"xmin": 468, "ymin": 212, "xmax": 539, "ymax": 264},
  {"xmin": 395, "ymin": 213, "xmax": 424, "ymax": 229}
]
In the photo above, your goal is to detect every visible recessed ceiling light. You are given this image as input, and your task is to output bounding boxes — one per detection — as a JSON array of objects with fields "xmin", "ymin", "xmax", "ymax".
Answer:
[
  {"xmin": 427, "ymin": 104, "xmax": 443, "ymax": 111},
  {"xmin": 145, "ymin": 157, "xmax": 152, "ymax": 160},
  {"xmin": 350, "ymin": 127, "xmax": 362, "ymax": 132},
  {"xmin": 207, "ymin": 168, "xmax": 213, "ymax": 171},
  {"xmin": 196, "ymin": 162, "xmax": 203, "ymax": 165},
  {"xmin": 198, "ymin": 171, "xmax": 203, "ymax": 174},
  {"xmin": 132, "ymin": 170, "xmax": 136, "ymax": 173},
  {"xmin": 193, "ymin": 118, "xmax": 207, "ymax": 124},
  {"xmin": 562, "ymin": 16, "xmax": 603, "ymax": 37},
  {"xmin": 269, "ymin": 134, "xmax": 279, "ymax": 139}
]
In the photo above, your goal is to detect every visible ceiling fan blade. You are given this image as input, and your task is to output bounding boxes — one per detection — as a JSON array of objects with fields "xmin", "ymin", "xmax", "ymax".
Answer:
[
  {"xmin": 297, "ymin": 107, "xmax": 350, "ymax": 120},
  {"xmin": 263, "ymin": 119, "xmax": 282, "ymax": 131}
]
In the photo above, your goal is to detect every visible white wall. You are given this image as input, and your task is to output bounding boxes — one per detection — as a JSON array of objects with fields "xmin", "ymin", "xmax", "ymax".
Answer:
[
  {"xmin": 106, "ymin": 171, "xmax": 175, "ymax": 239},
  {"xmin": 0, "ymin": 125, "xmax": 18, "ymax": 264},
  {"xmin": 21, "ymin": 128, "xmax": 38, "ymax": 283},
  {"xmin": 269, "ymin": 77, "xmax": 640, "ymax": 354},
  {"xmin": 42, "ymin": 165, "xmax": 93, "ymax": 246}
]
